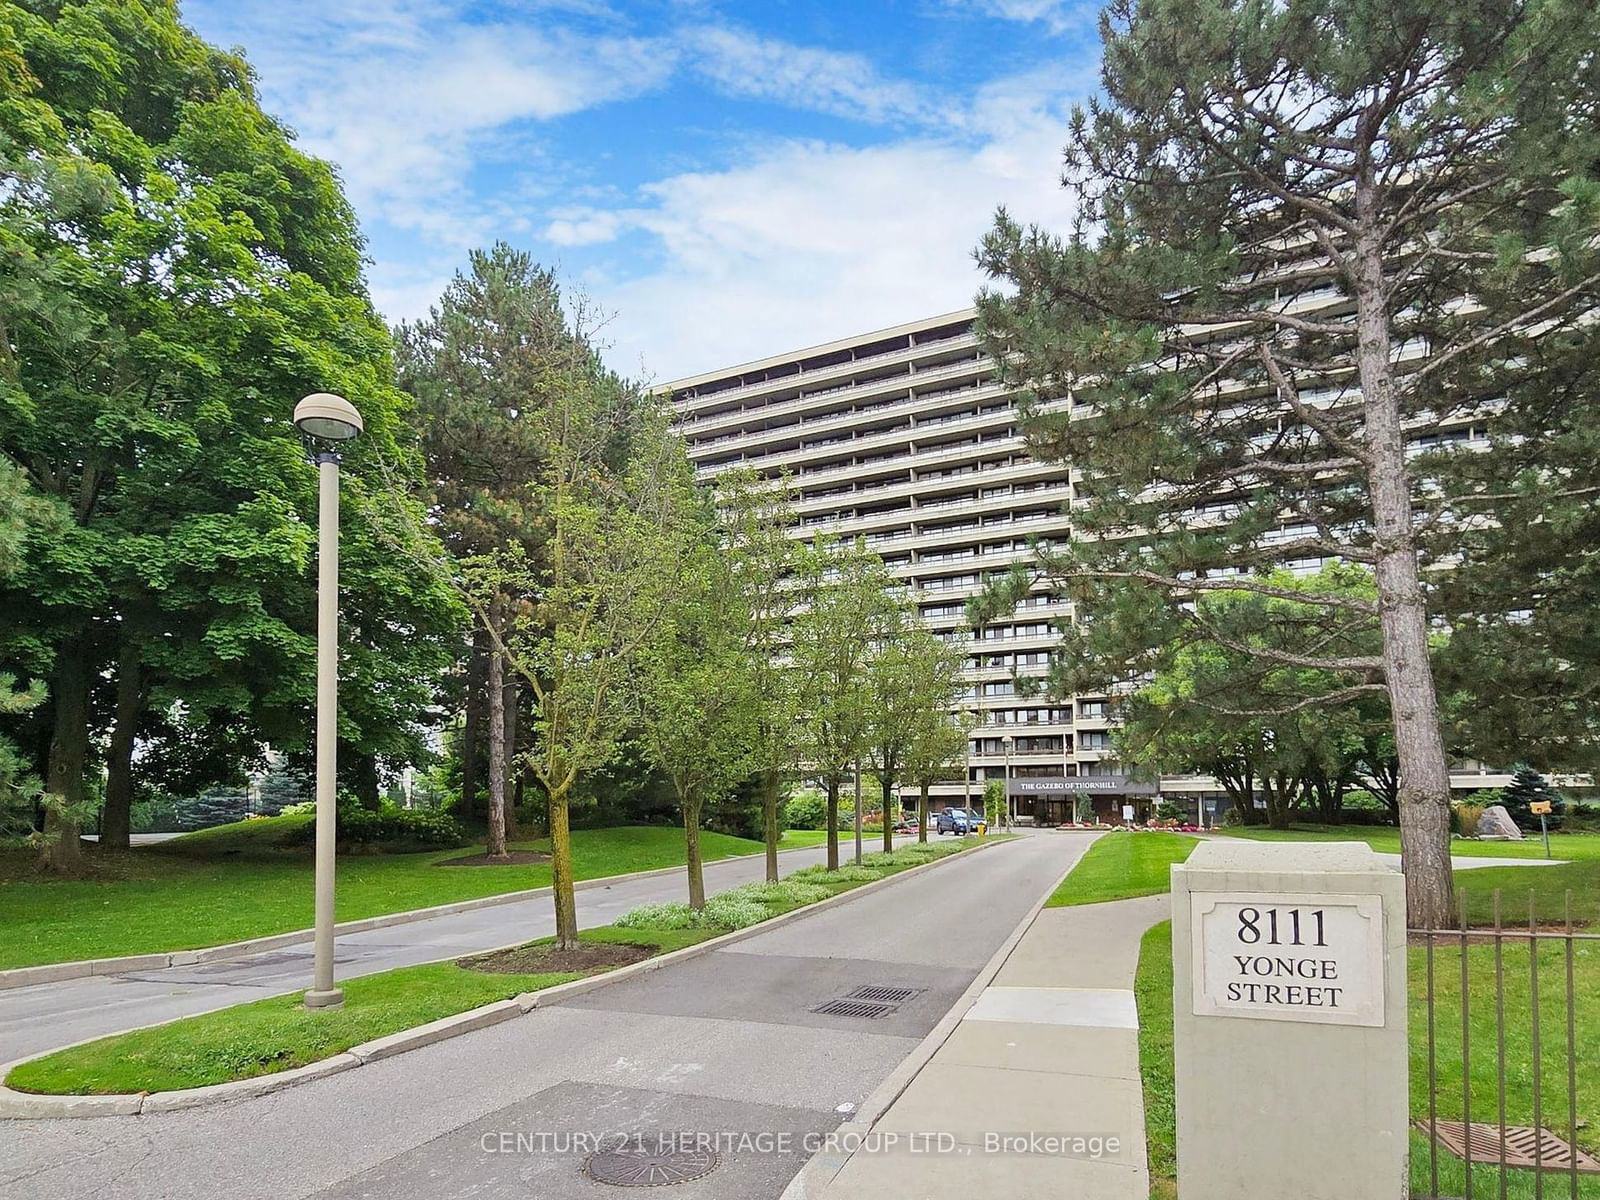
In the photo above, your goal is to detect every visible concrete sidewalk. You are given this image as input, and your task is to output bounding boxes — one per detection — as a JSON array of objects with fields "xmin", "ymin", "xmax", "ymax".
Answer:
[{"xmin": 809, "ymin": 892, "xmax": 1169, "ymax": 1200}]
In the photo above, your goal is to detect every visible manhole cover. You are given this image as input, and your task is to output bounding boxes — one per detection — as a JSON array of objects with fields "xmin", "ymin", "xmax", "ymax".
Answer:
[
  {"xmin": 1416, "ymin": 1121, "xmax": 1600, "ymax": 1173},
  {"xmin": 583, "ymin": 1147, "xmax": 720, "ymax": 1187},
  {"xmin": 843, "ymin": 985, "xmax": 924, "ymax": 1004},
  {"xmin": 813, "ymin": 998, "xmax": 896, "ymax": 1019}
]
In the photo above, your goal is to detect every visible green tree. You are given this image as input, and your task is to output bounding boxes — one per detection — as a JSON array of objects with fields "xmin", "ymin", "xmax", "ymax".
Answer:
[
  {"xmin": 1500, "ymin": 763, "xmax": 1560, "ymax": 832},
  {"xmin": 397, "ymin": 244, "xmax": 567, "ymax": 849},
  {"xmin": 905, "ymin": 706, "xmax": 972, "ymax": 845},
  {"xmin": 634, "ymin": 459, "xmax": 758, "ymax": 910},
  {"xmin": 1431, "ymin": 375, "xmax": 1600, "ymax": 773},
  {"xmin": 1114, "ymin": 569, "xmax": 1381, "ymax": 830},
  {"xmin": 0, "ymin": 1, "xmax": 459, "ymax": 865},
  {"xmin": 982, "ymin": 778, "xmax": 1005, "ymax": 831},
  {"xmin": 866, "ymin": 620, "xmax": 967, "ymax": 852},
  {"xmin": 717, "ymin": 470, "xmax": 801, "ymax": 882},
  {"xmin": 790, "ymin": 537, "xmax": 899, "ymax": 870},
  {"xmin": 974, "ymin": 0, "xmax": 1600, "ymax": 926}
]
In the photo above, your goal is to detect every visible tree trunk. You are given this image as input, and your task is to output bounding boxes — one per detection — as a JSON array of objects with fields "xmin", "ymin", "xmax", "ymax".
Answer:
[
  {"xmin": 853, "ymin": 760, "xmax": 863, "ymax": 866},
  {"xmin": 762, "ymin": 767, "xmax": 780, "ymax": 883},
  {"xmin": 682, "ymin": 795, "xmax": 705, "ymax": 910},
  {"xmin": 917, "ymin": 782, "xmax": 929, "ymax": 844},
  {"xmin": 825, "ymin": 779, "xmax": 839, "ymax": 871},
  {"xmin": 548, "ymin": 779, "xmax": 578, "ymax": 950},
  {"xmin": 1363, "ymin": 756, "xmax": 1402, "ymax": 825},
  {"xmin": 486, "ymin": 638, "xmax": 507, "ymax": 859},
  {"xmin": 501, "ymin": 673, "xmax": 518, "ymax": 841},
  {"xmin": 1263, "ymin": 773, "xmax": 1297, "ymax": 830},
  {"xmin": 42, "ymin": 634, "xmax": 90, "ymax": 872},
  {"xmin": 881, "ymin": 775, "xmax": 894, "ymax": 853},
  {"xmin": 1354, "ymin": 195, "xmax": 1457, "ymax": 929},
  {"xmin": 101, "ymin": 641, "xmax": 145, "ymax": 851},
  {"xmin": 461, "ymin": 621, "xmax": 487, "ymax": 816}
]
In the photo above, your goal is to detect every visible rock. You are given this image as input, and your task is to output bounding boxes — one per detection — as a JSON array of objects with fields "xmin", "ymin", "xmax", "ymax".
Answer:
[{"xmin": 1476, "ymin": 804, "xmax": 1523, "ymax": 840}]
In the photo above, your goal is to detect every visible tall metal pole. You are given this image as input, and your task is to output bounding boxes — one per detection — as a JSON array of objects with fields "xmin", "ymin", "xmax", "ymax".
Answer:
[
  {"xmin": 305, "ymin": 454, "xmax": 344, "ymax": 1010},
  {"xmin": 1005, "ymin": 742, "xmax": 1013, "ymax": 829},
  {"xmin": 964, "ymin": 734, "xmax": 972, "ymax": 814}
]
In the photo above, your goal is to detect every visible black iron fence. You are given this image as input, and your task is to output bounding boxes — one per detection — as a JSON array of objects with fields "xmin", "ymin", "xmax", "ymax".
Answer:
[{"xmin": 1413, "ymin": 890, "xmax": 1599, "ymax": 1199}]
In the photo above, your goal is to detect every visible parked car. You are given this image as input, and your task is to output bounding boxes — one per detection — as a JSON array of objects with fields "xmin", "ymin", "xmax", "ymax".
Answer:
[{"xmin": 935, "ymin": 807, "xmax": 982, "ymax": 835}]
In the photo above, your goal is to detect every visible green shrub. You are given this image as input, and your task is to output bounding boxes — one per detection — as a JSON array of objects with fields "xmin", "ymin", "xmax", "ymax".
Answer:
[
  {"xmin": 784, "ymin": 788, "xmax": 827, "ymax": 830},
  {"xmin": 614, "ymin": 902, "xmax": 701, "ymax": 930},
  {"xmin": 280, "ymin": 803, "xmax": 466, "ymax": 853},
  {"xmin": 702, "ymin": 892, "xmax": 771, "ymax": 929},
  {"xmin": 1562, "ymin": 800, "xmax": 1600, "ymax": 832},
  {"xmin": 737, "ymin": 880, "xmax": 832, "ymax": 907}
]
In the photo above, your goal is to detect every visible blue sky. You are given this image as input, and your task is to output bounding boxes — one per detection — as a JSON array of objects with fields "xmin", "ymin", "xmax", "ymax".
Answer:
[{"xmin": 182, "ymin": 1, "xmax": 1103, "ymax": 382}]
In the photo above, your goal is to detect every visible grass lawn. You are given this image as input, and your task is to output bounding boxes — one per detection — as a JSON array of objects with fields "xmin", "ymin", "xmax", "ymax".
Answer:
[
  {"xmin": 1133, "ymin": 921, "xmax": 1178, "ymax": 1200},
  {"xmin": 0, "ymin": 822, "xmax": 819, "ymax": 971},
  {"xmin": 5, "ymin": 834, "xmax": 994, "ymax": 1096},
  {"xmin": 1220, "ymin": 826, "xmax": 1600, "ymax": 927},
  {"xmin": 1045, "ymin": 831, "xmax": 1202, "ymax": 908},
  {"xmin": 3, "ymin": 924, "xmax": 713, "ymax": 1096},
  {"xmin": 1135, "ymin": 908, "xmax": 1600, "ymax": 1198}
]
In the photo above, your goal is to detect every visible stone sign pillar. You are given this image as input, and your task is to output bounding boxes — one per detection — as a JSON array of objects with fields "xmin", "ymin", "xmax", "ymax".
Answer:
[{"xmin": 1171, "ymin": 840, "xmax": 1408, "ymax": 1199}]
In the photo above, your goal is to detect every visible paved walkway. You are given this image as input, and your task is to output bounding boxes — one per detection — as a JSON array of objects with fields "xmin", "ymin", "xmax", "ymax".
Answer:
[
  {"xmin": 0, "ymin": 833, "xmax": 1093, "ymax": 1200},
  {"xmin": 806, "ymin": 890, "xmax": 1166, "ymax": 1200},
  {"xmin": 0, "ymin": 837, "xmax": 916, "ymax": 1064}
]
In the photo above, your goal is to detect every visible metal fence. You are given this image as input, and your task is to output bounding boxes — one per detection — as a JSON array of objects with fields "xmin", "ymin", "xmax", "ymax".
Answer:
[{"xmin": 1413, "ymin": 890, "xmax": 1599, "ymax": 1199}]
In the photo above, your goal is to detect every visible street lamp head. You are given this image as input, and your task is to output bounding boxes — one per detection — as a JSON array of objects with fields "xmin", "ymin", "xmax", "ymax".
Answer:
[{"xmin": 294, "ymin": 393, "xmax": 363, "ymax": 442}]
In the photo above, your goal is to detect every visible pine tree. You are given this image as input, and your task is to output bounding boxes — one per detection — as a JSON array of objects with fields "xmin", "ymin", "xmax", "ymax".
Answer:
[
  {"xmin": 1500, "ymin": 763, "xmax": 1560, "ymax": 832},
  {"xmin": 974, "ymin": 0, "xmax": 1600, "ymax": 928}
]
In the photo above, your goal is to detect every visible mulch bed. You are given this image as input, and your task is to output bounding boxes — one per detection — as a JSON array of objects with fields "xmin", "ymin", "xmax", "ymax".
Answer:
[
  {"xmin": 434, "ymin": 850, "xmax": 551, "ymax": 867},
  {"xmin": 460, "ymin": 940, "xmax": 658, "ymax": 975}
]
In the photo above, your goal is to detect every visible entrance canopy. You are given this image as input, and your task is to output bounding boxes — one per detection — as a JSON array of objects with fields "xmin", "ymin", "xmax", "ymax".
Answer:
[{"xmin": 1006, "ymin": 776, "xmax": 1159, "ymax": 797}]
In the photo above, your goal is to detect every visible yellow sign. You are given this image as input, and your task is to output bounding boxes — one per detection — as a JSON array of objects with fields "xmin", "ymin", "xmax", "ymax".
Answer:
[{"xmin": 1530, "ymin": 801, "xmax": 1553, "ymax": 815}]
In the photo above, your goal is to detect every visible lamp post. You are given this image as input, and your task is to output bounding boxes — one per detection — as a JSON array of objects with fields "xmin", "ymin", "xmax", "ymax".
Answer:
[
  {"xmin": 293, "ymin": 392, "xmax": 363, "ymax": 1010},
  {"xmin": 1002, "ymin": 733, "xmax": 1014, "ymax": 829},
  {"xmin": 963, "ymin": 709, "xmax": 974, "ymax": 816}
]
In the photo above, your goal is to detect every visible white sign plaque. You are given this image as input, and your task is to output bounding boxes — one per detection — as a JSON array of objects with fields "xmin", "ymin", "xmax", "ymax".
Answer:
[{"xmin": 1190, "ymin": 891, "xmax": 1385, "ymax": 1027}]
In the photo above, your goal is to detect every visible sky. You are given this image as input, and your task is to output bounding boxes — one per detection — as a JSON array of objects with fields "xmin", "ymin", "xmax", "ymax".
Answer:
[{"xmin": 182, "ymin": 1, "xmax": 1104, "ymax": 383}]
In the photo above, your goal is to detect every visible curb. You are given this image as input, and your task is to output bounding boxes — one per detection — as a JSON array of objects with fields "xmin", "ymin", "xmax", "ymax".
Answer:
[
  {"xmin": 0, "ymin": 836, "xmax": 1014, "ymax": 1120},
  {"xmin": 777, "ymin": 831, "xmax": 1099, "ymax": 1200},
  {"xmin": 0, "ymin": 838, "xmax": 855, "ymax": 993}
]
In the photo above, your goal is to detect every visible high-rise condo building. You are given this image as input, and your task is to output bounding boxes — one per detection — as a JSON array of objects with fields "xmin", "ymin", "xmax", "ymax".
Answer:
[{"xmin": 664, "ymin": 309, "xmax": 1510, "ymax": 824}]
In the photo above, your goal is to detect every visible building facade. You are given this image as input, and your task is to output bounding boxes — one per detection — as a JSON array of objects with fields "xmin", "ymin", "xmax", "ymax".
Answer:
[{"xmin": 664, "ymin": 310, "xmax": 1514, "ymax": 823}]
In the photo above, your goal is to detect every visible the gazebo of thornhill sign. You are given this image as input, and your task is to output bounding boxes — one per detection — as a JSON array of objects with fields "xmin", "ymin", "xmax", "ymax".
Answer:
[{"xmin": 1006, "ymin": 775, "xmax": 1158, "ymax": 824}]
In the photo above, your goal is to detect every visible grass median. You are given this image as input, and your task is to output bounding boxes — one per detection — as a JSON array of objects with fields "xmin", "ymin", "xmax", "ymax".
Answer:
[
  {"xmin": 1045, "ymin": 831, "xmax": 1202, "ymax": 908},
  {"xmin": 6, "ymin": 835, "xmax": 999, "ymax": 1097},
  {"xmin": 0, "ymin": 823, "xmax": 834, "ymax": 971}
]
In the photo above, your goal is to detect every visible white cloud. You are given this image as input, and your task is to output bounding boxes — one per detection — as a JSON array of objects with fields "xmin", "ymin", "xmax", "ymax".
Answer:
[
  {"xmin": 578, "ymin": 65, "xmax": 1094, "ymax": 381},
  {"xmin": 185, "ymin": 2, "xmax": 1099, "ymax": 382},
  {"xmin": 944, "ymin": 1, "xmax": 1095, "ymax": 36},
  {"xmin": 684, "ymin": 26, "xmax": 947, "ymax": 127},
  {"xmin": 190, "ymin": 2, "xmax": 674, "ymax": 252}
]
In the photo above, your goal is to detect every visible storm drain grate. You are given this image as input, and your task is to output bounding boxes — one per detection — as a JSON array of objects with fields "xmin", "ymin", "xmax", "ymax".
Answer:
[
  {"xmin": 812, "ymin": 998, "xmax": 897, "ymax": 1019},
  {"xmin": 583, "ymin": 1147, "xmax": 720, "ymax": 1187},
  {"xmin": 842, "ymin": 985, "xmax": 925, "ymax": 1005},
  {"xmin": 1416, "ymin": 1121, "xmax": 1600, "ymax": 1174}
]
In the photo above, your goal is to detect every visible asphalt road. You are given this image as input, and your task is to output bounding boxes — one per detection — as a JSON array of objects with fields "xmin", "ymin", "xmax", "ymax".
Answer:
[
  {"xmin": 0, "ymin": 836, "xmax": 924, "ymax": 1064},
  {"xmin": 0, "ymin": 831, "xmax": 1093, "ymax": 1200}
]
